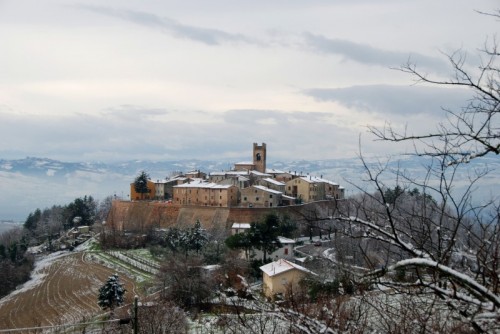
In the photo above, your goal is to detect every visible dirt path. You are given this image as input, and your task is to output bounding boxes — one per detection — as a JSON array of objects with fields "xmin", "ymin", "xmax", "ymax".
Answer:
[{"xmin": 0, "ymin": 251, "xmax": 138, "ymax": 331}]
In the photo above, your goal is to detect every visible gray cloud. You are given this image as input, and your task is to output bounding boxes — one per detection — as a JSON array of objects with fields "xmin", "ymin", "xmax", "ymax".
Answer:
[
  {"xmin": 303, "ymin": 33, "xmax": 448, "ymax": 73},
  {"xmin": 76, "ymin": 5, "xmax": 259, "ymax": 46},
  {"xmin": 0, "ymin": 108, "xmax": 355, "ymax": 163},
  {"xmin": 304, "ymin": 85, "xmax": 470, "ymax": 116}
]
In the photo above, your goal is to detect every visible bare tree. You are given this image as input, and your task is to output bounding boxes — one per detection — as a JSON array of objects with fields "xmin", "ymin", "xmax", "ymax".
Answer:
[
  {"xmin": 334, "ymin": 11, "xmax": 500, "ymax": 333},
  {"xmin": 369, "ymin": 16, "xmax": 499, "ymax": 164}
]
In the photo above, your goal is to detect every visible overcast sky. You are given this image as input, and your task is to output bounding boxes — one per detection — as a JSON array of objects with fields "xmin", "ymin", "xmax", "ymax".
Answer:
[{"xmin": 0, "ymin": 0, "xmax": 497, "ymax": 163}]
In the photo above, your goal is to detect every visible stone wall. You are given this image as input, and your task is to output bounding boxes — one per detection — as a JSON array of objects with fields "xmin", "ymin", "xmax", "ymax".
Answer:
[{"xmin": 106, "ymin": 200, "xmax": 337, "ymax": 231}]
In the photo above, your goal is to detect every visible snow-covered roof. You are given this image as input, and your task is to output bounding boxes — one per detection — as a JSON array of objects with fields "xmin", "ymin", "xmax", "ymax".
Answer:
[
  {"xmin": 282, "ymin": 194, "xmax": 295, "ymax": 200},
  {"xmin": 173, "ymin": 180, "xmax": 234, "ymax": 189},
  {"xmin": 235, "ymin": 161, "xmax": 254, "ymax": 165},
  {"xmin": 297, "ymin": 176, "xmax": 339, "ymax": 186},
  {"xmin": 232, "ymin": 223, "xmax": 251, "ymax": 229},
  {"xmin": 262, "ymin": 178, "xmax": 285, "ymax": 186},
  {"xmin": 260, "ymin": 259, "xmax": 316, "ymax": 277},
  {"xmin": 277, "ymin": 236, "xmax": 295, "ymax": 244},
  {"xmin": 266, "ymin": 168, "xmax": 287, "ymax": 174},
  {"xmin": 210, "ymin": 171, "xmax": 249, "ymax": 176},
  {"xmin": 252, "ymin": 185, "xmax": 283, "ymax": 195},
  {"xmin": 250, "ymin": 170, "xmax": 271, "ymax": 177}
]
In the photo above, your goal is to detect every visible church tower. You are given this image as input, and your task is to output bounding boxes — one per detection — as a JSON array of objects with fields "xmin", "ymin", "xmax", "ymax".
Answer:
[{"xmin": 253, "ymin": 143, "xmax": 267, "ymax": 173}]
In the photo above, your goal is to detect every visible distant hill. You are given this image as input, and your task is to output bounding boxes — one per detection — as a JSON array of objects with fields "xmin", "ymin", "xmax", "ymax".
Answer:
[{"xmin": 0, "ymin": 155, "xmax": 497, "ymax": 221}]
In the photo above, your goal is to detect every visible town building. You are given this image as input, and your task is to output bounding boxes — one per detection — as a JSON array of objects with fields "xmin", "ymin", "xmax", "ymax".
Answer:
[
  {"xmin": 285, "ymin": 176, "xmax": 325, "ymax": 203},
  {"xmin": 260, "ymin": 259, "xmax": 316, "ymax": 299},
  {"xmin": 172, "ymin": 180, "xmax": 238, "ymax": 207},
  {"xmin": 240, "ymin": 185, "xmax": 283, "ymax": 208}
]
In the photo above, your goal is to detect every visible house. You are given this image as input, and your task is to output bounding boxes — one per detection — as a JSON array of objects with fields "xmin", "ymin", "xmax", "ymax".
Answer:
[
  {"xmin": 285, "ymin": 176, "xmax": 325, "ymax": 203},
  {"xmin": 173, "ymin": 180, "xmax": 239, "ymax": 207},
  {"xmin": 154, "ymin": 179, "xmax": 168, "ymax": 200},
  {"xmin": 260, "ymin": 259, "xmax": 316, "ymax": 298},
  {"xmin": 184, "ymin": 170, "xmax": 207, "ymax": 179},
  {"xmin": 231, "ymin": 223, "xmax": 251, "ymax": 235},
  {"xmin": 258, "ymin": 177, "xmax": 286, "ymax": 193},
  {"xmin": 306, "ymin": 176, "xmax": 345, "ymax": 200},
  {"xmin": 266, "ymin": 169, "xmax": 294, "ymax": 183},
  {"xmin": 240, "ymin": 185, "xmax": 283, "ymax": 208},
  {"xmin": 208, "ymin": 171, "xmax": 248, "ymax": 183},
  {"xmin": 252, "ymin": 236, "xmax": 295, "ymax": 261},
  {"xmin": 217, "ymin": 174, "xmax": 250, "ymax": 190}
]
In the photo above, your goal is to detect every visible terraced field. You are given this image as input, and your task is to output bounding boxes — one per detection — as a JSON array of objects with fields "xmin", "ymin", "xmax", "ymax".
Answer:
[{"xmin": 0, "ymin": 251, "xmax": 140, "ymax": 332}]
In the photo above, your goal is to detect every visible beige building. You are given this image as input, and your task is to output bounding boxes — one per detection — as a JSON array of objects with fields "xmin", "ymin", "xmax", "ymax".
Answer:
[
  {"xmin": 285, "ymin": 176, "xmax": 325, "ymax": 203},
  {"xmin": 260, "ymin": 259, "xmax": 316, "ymax": 298},
  {"xmin": 173, "ymin": 180, "xmax": 238, "ymax": 207},
  {"xmin": 305, "ymin": 176, "xmax": 345, "ymax": 200},
  {"xmin": 240, "ymin": 185, "xmax": 282, "ymax": 208}
]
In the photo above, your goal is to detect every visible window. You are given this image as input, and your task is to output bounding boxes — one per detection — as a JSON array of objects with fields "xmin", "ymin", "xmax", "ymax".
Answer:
[
  {"xmin": 256, "ymin": 197, "xmax": 259, "ymax": 201},
  {"xmin": 284, "ymin": 248, "xmax": 288, "ymax": 255},
  {"xmin": 270, "ymin": 194, "xmax": 273, "ymax": 198},
  {"xmin": 243, "ymin": 197, "xmax": 247, "ymax": 201}
]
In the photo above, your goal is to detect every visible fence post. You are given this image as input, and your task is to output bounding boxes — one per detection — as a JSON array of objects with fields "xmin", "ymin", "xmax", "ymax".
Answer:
[{"xmin": 134, "ymin": 295, "xmax": 139, "ymax": 334}]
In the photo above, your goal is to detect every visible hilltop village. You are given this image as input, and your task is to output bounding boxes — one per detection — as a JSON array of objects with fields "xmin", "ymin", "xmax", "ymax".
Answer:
[{"xmin": 130, "ymin": 143, "xmax": 345, "ymax": 208}]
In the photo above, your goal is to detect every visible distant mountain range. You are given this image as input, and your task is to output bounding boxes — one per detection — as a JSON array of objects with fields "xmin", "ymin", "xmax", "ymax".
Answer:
[{"xmin": 0, "ymin": 155, "xmax": 498, "ymax": 221}]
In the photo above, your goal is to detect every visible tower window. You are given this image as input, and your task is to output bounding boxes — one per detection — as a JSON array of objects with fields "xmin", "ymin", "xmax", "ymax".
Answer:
[{"xmin": 256, "ymin": 153, "xmax": 261, "ymax": 161}]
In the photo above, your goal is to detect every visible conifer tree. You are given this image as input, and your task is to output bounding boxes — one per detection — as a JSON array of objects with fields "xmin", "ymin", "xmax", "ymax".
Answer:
[{"xmin": 97, "ymin": 274, "xmax": 126, "ymax": 312}]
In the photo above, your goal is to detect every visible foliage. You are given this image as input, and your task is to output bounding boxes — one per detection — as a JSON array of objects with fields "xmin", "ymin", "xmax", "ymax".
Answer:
[
  {"xmin": 134, "ymin": 300, "xmax": 188, "ymax": 334},
  {"xmin": 0, "ymin": 228, "xmax": 34, "ymax": 298},
  {"xmin": 97, "ymin": 274, "xmax": 126, "ymax": 311},
  {"xmin": 134, "ymin": 170, "xmax": 150, "ymax": 199},
  {"xmin": 189, "ymin": 220, "xmax": 209, "ymax": 254},
  {"xmin": 225, "ymin": 213, "xmax": 296, "ymax": 262},
  {"xmin": 163, "ymin": 221, "xmax": 209, "ymax": 256},
  {"xmin": 64, "ymin": 195, "xmax": 97, "ymax": 229},
  {"xmin": 24, "ymin": 208, "xmax": 41, "ymax": 230},
  {"xmin": 157, "ymin": 255, "xmax": 214, "ymax": 309}
]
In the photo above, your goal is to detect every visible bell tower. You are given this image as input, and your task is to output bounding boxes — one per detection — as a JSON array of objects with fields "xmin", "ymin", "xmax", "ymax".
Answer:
[{"xmin": 253, "ymin": 143, "xmax": 266, "ymax": 173}]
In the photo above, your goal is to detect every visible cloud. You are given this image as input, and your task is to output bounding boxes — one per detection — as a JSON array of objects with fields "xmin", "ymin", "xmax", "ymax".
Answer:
[
  {"xmin": 302, "ymin": 33, "xmax": 448, "ymax": 73},
  {"xmin": 303, "ymin": 84, "xmax": 470, "ymax": 116},
  {"xmin": 76, "ymin": 5, "xmax": 260, "ymax": 46},
  {"xmin": 0, "ymin": 108, "xmax": 357, "ymax": 162}
]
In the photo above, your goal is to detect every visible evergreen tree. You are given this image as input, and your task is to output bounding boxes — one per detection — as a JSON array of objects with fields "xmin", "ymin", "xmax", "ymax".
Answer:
[
  {"xmin": 134, "ymin": 171, "xmax": 150, "ymax": 200},
  {"xmin": 64, "ymin": 196, "xmax": 97, "ymax": 229},
  {"xmin": 97, "ymin": 274, "xmax": 126, "ymax": 311},
  {"xmin": 188, "ymin": 220, "xmax": 208, "ymax": 254},
  {"xmin": 24, "ymin": 208, "xmax": 41, "ymax": 230},
  {"xmin": 226, "ymin": 214, "xmax": 291, "ymax": 262}
]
